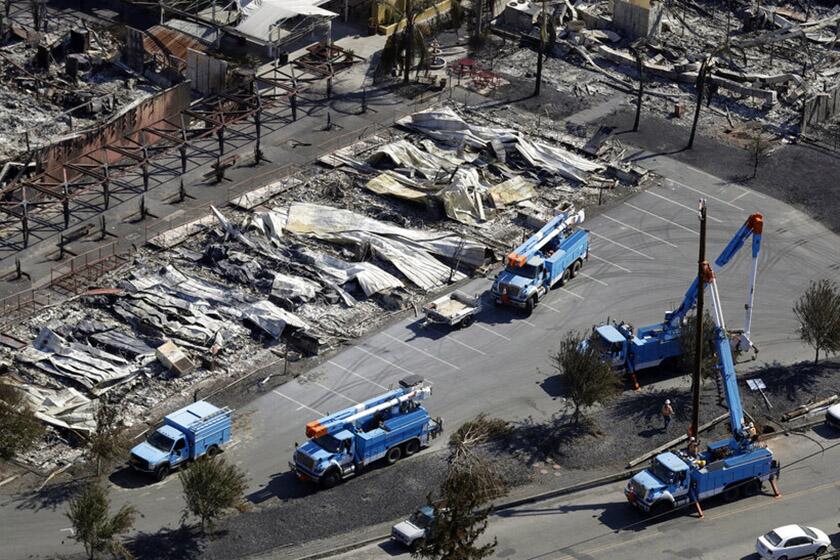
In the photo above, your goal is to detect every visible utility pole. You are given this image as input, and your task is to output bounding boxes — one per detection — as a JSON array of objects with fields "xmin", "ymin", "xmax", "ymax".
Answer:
[
  {"xmin": 403, "ymin": 0, "xmax": 414, "ymax": 85},
  {"xmin": 534, "ymin": 0, "xmax": 547, "ymax": 97},
  {"xmin": 690, "ymin": 199, "xmax": 707, "ymax": 438}
]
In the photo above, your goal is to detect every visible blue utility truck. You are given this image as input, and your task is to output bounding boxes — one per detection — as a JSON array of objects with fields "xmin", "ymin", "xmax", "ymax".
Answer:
[
  {"xmin": 291, "ymin": 376, "xmax": 442, "ymax": 489},
  {"xmin": 130, "ymin": 400, "xmax": 232, "ymax": 481},
  {"xmin": 625, "ymin": 261, "xmax": 778, "ymax": 516},
  {"xmin": 591, "ymin": 213, "xmax": 763, "ymax": 383},
  {"xmin": 492, "ymin": 207, "xmax": 589, "ymax": 314}
]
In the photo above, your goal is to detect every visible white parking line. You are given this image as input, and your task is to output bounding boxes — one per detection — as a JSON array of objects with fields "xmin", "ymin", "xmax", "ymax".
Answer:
[
  {"xmin": 664, "ymin": 178, "xmax": 744, "ymax": 211},
  {"xmin": 354, "ymin": 347, "xmax": 418, "ymax": 379},
  {"xmin": 643, "ymin": 190, "xmax": 723, "ymax": 223},
  {"xmin": 601, "ymin": 214, "xmax": 678, "ymax": 248},
  {"xmin": 560, "ymin": 287, "xmax": 585, "ymax": 300},
  {"xmin": 314, "ymin": 382, "xmax": 359, "ymax": 405},
  {"xmin": 476, "ymin": 323, "xmax": 511, "ymax": 341},
  {"xmin": 578, "ymin": 272, "xmax": 608, "ymax": 286},
  {"xmin": 589, "ymin": 231, "xmax": 655, "ymax": 260},
  {"xmin": 272, "ymin": 390, "xmax": 324, "ymax": 415},
  {"xmin": 446, "ymin": 336, "xmax": 487, "ymax": 355},
  {"xmin": 521, "ymin": 319, "xmax": 537, "ymax": 327},
  {"xmin": 588, "ymin": 253, "xmax": 632, "ymax": 273},
  {"xmin": 382, "ymin": 332, "xmax": 460, "ymax": 370},
  {"xmin": 730, "ymin": 191, "xmax": 750, "ymax": 203},
  {"xmin": 684, "ymin": 166, "xmax": 767, "ymax": 199},
  {"xmin": 624, "ymin": 202, "xmax": 699, "ymax": 236},
  {"xmin": 328, "ymin": 359, "xmax": 388, "ymax": 390},
  {"xmin": 541, "ymin": 301, "xmax": 563, "ymax": 313}
]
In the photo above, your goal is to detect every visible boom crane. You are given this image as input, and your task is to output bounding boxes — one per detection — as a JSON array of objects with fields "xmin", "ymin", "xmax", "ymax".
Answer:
[{"xmin": 591, "ymin": 212, "xmax": 763, "ymax": 379}]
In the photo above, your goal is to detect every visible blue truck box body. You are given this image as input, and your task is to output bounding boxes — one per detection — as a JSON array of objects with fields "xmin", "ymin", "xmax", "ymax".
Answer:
[{"xmin": 130, "ymin": 400, "xmax": 232, "ymax": 478}]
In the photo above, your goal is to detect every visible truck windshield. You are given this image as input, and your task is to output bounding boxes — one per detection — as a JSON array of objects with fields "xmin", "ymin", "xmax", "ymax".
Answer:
[
  {"xmin": 592, "ymin": 335, "xmax": 621, "ymax": 354},
  {"xmin": 314, "ymin": 435, "xmax": 342, "ymax": 453},
  {"xmin": 410, "ymin": 511, "xmax": 433, "ymax": 528},
  {"xmin": 506, "ymin": 263, "xmax": 539, "ymax": 279},
  {"xmin": 651, "ymin": 458, "xmax": 676, "ymax": 483},
  {"xmin": 147, "ymin": 431, "xmax": 175, "ymax": 452}
]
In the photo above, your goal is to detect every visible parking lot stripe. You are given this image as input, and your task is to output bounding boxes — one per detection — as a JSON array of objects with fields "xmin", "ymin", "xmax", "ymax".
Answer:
[
  {"xmin": 643, "ymin": 190, "xmax": 723, "ymax": 223},
  {"xmin": 328, "ymin": 360, "xmax": 389, "ymax": 390},
  {"xmin": 476, "ymin": 323, "xmax": 512, "ymax": 341},
  {"xmin": 521, "ymin": 319, "xmax": 537, "ymax": 327},
  {"xmin": 354, "ymin": 347, "xmax": 418, "ymax": 378},
  {"xmin": 313, "ymin": 382, "xmax": 359, "ymax": 404},
  {"xmin": 664, "ymin": 178, "xmax": 745, "ymax": 211},
  {"xmin": 272, "ymin": 390, "xmax": 324, "ymax": 415},
  {"xmin": 447, "ymin": 336, "xmax": 487, "ymax": 355},
  {"xmin": 560, "ymin": 287, "xmax": 585, "ymax": 300},
  {"xmin": 601, "ymin": 214, "xmax": 678, "ymax": 248},
  {"xmin": 382, "ymin": 332, "xmax": 460, "ymax": 370},
  {"xmin": 624, "ymin": 202, "xmax": 699, "ymax": 235},
  {"xmin": 588, "ymin": 253, "xmax": 632, "ymax": 273},
  {"xmin": 589, "ymin": 231, "xmax": 655, "ymax": 260},
  {"xmin": 729, "ymin": 190, "xmax": 750, "ymax": 203},
  {"xmin": 578, "ymin": 272, "xmax": 608, "ymax": 286},
  {"xmin": 541, "ymin": 301, "xmax": 563, "ymax": 313}
]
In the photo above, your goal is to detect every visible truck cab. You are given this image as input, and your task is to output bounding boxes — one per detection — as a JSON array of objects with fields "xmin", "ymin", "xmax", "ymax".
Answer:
[
  {"xmin": 626, "ymin": 452, "xmax": 691, "ymax": 514},
  {"xmin": 130, "ymin": 400, "xmax": 232, "ymax": 481},
  {"xmin": 592, "ymin": 320, "xmax": 682, "ymax": 373},
  {"xmin": 492, "ymin": 255, "xmax": 546, "ymax": 308}
]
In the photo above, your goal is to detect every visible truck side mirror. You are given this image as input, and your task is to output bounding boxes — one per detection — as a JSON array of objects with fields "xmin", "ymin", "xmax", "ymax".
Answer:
[{"xmin": 294, "ymin": 441, "xmax": 298, "ymax": 448}]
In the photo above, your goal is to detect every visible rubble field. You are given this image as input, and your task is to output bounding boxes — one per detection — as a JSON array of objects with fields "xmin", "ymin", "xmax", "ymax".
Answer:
[{"xmin": 1, "ymin": 101, "xmax": 646, "ymax": 472}]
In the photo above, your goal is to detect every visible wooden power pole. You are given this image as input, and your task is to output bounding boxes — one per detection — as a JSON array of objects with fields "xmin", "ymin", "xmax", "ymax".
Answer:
[{"xmin": 690, "ymin": 199, "xmax": 707, "ymax": 438}]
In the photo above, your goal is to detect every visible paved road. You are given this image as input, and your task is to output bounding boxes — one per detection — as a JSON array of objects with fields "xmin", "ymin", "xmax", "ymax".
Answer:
[
  {"xmin": 311, "ymin": 427, "xmax": 840, "ymax": 560},
  {"xmin": 3, "ymin": 144, "xmax": 838, "ymax": 559}
]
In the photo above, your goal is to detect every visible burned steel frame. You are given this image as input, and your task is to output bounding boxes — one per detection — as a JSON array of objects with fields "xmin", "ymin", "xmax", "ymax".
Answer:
[{"xmin": 0, "ymin": 79, "xmax": 300, "ymax": 255}]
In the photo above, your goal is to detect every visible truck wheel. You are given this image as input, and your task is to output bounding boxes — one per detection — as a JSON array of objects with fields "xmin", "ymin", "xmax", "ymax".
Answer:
[
  {"xmin": 723, "ymin": 486, "xmax": 740, "ymax": 502},
  {"xmin": 386, "ymin": 446, "xmax": 402, "ymax": 465},
  {"xmin": 525, "ymin": 296, "xmax": 536, "ymax": 315},
  {"xmin": 649, "ymin": 500, "xmax": 673, "ymax": 517},
  {"xmin": 154, "ymin": 465, "xmax": 170, "ymax": 482},
  {"xmin": 320, "ymin": 469, "xmax": 341, "ymax": 490},
  {"xmin": 559, "ymin": 268, "xmax": 571, "ymax": 286},
  {"xmin": 410, "ymin": 538, "xmax": 426, "ymax": 552},
  {"xmin": 460, "ymin": 315, "xmax": 474, "ymax": 328},
  {"xmin": 207, "ymin": 445, "xmax": 220, "ymax": 458},
  {"xmin": 570, "ymin": 260, "xmax": 582, "ymax": 278},
  {"xmin": 404, "ymin": 439, "xmax": 421, "ymax": 456},
  {"xmin": 742, "ymin": 479, "xmax": 761, "ymax": 497}
]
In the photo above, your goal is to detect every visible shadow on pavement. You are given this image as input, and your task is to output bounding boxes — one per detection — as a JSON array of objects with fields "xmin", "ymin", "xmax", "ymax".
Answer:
[
  {"xmin": 812, "ymin": 423, "xmax": 840, "ymax": 440},
  {"xmin": 110, "ymin": 466, "xmax": 155, "ymax": 490},
  {"xmin": 13, "ymin": 478, "xmax": 85, "ymax": 512},
  {"xmin": 246, "ymin": 470, "xmax": 317, "ymax": 505},
  {"xmin": 130, "ymin": 525, "xmax": 204, "ymax": 560},
  {"xmin": 378, "ymin": 539, "xmax": 409, "ymax": 556}
]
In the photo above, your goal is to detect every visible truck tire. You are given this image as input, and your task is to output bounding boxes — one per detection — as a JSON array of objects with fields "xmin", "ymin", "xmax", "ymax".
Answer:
[
  {"xmin": 723, "ymin": 485, "xmax": 740, "ymax": 502},
  {"xmin": 386, "ymin": 446, "xmax": 402, "ymax": 465},
  {"xmin": 742, "ymin": 478, "xmax": 761, "ymax": 497},
  {"xmin": 410, "ymin": 538, "xmax": 426, "ymax": 552},
  {"xmin": 525, "ymin": 296, "xmax": 536, "ymax": 315},
  {"xmin": 559, "ymin": 268, "xmax": 571, "ymax": 286},
  {"xmin": 320, "ymin": 469, "xmax": 341, "ymax": 490},
  {"xmin": 649, "ymin": 500, "xmax": 673, "ymax": 517},
  {"xmin": 460, "ymin": 315, "xmax": 474, "ymax": 328},
  {"xmin": 207, "ymin": 445, "xmax": 220, "ymax": 458},
  {"xmin": 404, "ymin": 439, "xmax": 421, "ymax": 456},
  {"xmin": 154, "ymin": 464, "xmax": 170, "ymax": 482},
  {"xmin": 570, "ymin": 259, "xmax": 582, "ymax": 278}
]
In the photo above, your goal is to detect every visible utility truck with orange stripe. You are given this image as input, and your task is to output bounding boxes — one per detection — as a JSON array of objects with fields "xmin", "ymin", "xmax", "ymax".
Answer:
[
  {"xmin": 290, "ymin": 375, "xmax": 442, "ymax": 489},
  {"xmin": 491, "ymin": 206, "xmax": 589, "ymax": 314}
]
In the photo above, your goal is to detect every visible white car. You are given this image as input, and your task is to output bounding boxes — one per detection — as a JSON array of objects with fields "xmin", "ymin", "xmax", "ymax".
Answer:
[
  {"xmin": 391, "ymin": 506, "xmax": 435, "ymax": 549},
  {"xmin": 756, "ymin": 524, "xmax": 831, "ymax": 559},
  {"xmin": 826, "ymin": 403, "xmax": 840, "ymax": 430}
]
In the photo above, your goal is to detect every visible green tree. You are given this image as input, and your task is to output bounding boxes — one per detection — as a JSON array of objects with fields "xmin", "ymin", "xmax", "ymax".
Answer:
[
  {"xmin": 551, "ymin": 331, "xmax": 620, "ymax": 424},
  {"xmin": 0, "ymin": 383, "xmax": 43, "ymax": 460},
  {"xmin": 414, "ymin": 415, "xmax": 509, "ymax": 560},
  {"xmin": 179, "ymin": 456, "xmax": 247, "ymax": 533},
  {"xmin": 678, "ymin": 311, "xmax": 718, "ymax": 381},
  {"xmin": 793, "ymin": 279, "xmax": 840, "ymax": 364},
  {"xmin": 87, "ymin": 401, "xmax": 128, "ymax": 477},
  {"xmin": 66, "ymin": 482, "xmax": 136, "ymax": 560}
]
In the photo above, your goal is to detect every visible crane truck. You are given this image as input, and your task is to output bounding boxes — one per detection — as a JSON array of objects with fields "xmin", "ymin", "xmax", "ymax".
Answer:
[
  {"xmin": 625, "ymin": 262, "xmax": 778, "ymax": 517},
  {"xmin": 491, "ymin": 206, "xmax": 589, "ymax": 314},
  {"xmin": 290, "ymin": 375, "xmax": 442, "ymax": 489},
  {"xmin": 591, "ymin": 213, "xmax": 763, "ymax": 382}
]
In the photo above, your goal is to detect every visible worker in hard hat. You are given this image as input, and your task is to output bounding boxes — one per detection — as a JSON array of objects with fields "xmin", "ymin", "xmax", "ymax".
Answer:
[
  {"xmin": 687, "ymin": 437, "xmax": 700, "ymax": 458},
  {"xmin": 661, "ymin": 399, "xmax": 674, "ymax": 431},
  {"xmin": 747, "ymin": 422, "xmax": 758, "ymax": 442}
]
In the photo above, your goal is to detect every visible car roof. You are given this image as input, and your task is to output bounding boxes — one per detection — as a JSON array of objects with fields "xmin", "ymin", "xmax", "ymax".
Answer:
[
  {"xmin": 771, "ymin": 525, "xmax": 807, "ymax": 540},
  {"xmin": 828, "ymin": 403, "xmax": 840, "ymax": 418}
]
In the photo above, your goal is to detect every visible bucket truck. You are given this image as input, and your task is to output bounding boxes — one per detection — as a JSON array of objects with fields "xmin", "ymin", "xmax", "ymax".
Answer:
[
  {"xmin": 290, "ymin": 375, "xmax": 442, "ymax": 489},
  {"xmin": 491, "ymin": 206, "xmax": 589, "ymax": 314},
  {"xmin": 625, "ymin": 263, "xmax": 779, "ymax": 516},
  {"xmin": 591, "ymin": 213, "xmax": 763, "ymax": 379}
]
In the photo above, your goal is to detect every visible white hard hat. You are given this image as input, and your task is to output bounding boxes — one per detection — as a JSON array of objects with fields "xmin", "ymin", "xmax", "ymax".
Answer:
[
  {"xmin": 665, "ymin": 399, "xmax": 671, "ymax": 404},
  {"xmin": 689, "ymin": 437, "xmax": 696, "ymax": 442}
]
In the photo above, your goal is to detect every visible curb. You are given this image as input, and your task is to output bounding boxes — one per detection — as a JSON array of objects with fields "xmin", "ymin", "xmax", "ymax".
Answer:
[{"xmin": 292, "ymin": 469, "xmax": 640, "ymax": 560}]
